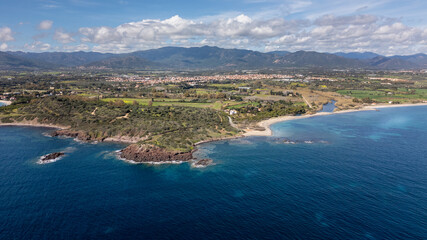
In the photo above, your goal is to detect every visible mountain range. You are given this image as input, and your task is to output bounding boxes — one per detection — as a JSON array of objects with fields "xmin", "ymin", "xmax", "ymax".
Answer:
[{"xmin": 1, "ymin": 46, "xmax": 426, "ymax": 71}]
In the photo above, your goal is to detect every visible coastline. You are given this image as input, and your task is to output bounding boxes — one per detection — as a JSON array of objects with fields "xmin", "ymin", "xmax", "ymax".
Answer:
[
  {"xmin": 1, "ymin": 102, "xmax": 427, "ymax": 165},
  {"xmin": 0, "ymin": 121, "xmax": 69, "ymax": 130},
  {"xmin": 243, "ymin": 103, "xmax": 427, "ymax": 137},
  {"xmin": 0, "ymin": 100, "xmax": 12, "ymax": 106},
  {"xmin": 194, "ymin": 135, "xmax": 244, "ymax": 146},
  {"xmin": 3, "ymin": 102, "xmax": 426, "ymax": 142}
]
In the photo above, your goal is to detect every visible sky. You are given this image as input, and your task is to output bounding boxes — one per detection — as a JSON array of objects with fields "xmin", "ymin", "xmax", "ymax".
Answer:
[{"xmin": 0, "ymin": 0, "xmax": 426, "ymax": 55}]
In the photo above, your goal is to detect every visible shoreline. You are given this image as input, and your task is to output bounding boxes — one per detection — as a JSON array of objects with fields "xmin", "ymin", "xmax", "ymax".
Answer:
[
  {"xmin": 243, "ymin": 103, "xmax": 427, "ymax": 137},
  {"xmin": 194, "ymin": 135, "xmax": 244, "ymax": 146},
  {"xmin": 2, "ymin": 102, "xmax": 427, "ymax": 142},
  {"xmin": 0, "ymin": 121, "xmax": 69, "ymax": 130},
  {"xmin": 1, "ymin": 102, "xmax": 427, "ymax": 165},
  {"xmin": 0, "ymin": 100, "xmax": 12, "ymax": 106}
]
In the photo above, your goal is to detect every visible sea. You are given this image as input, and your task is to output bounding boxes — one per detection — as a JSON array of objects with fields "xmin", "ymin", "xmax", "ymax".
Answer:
[{"xmin": 0, "ymin": 106, "xmax": 426, "ymax": 239}]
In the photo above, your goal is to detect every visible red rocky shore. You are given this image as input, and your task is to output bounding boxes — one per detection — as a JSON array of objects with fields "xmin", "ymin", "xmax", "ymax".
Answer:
[
  {"xmin": 51, "ymin": 129, "xmax": 102, "ymax": 141},
  {"xmin": 51, "ymin": 129, "xmax": 214, "ymax": 166},
  {"xmin": 119, "ymin": 144, "xmax": 193, "ymax": 164}
]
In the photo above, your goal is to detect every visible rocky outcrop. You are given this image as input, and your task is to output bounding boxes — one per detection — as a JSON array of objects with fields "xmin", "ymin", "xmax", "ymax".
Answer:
[
  {"xmin": 38, "ymin": 152, "xmax": 65, "ymax": 164},
  {"xmin": 42, "ymin": 152, "xmax": 64, "ymax": 161},
  {"xmin": 119, "ymin": 144, "xmax": 193, "ymax": 163},
  {"xmin": 192, "ymin": 159, "xmax": 214, "ymax": 168},
  {"xmin": 50, "ymin": 130, "xmax": 98, "ymax": 142}
]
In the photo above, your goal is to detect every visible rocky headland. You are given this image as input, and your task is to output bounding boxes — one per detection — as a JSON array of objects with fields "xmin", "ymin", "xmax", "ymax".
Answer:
[
  {"xmin": 50, "ymin": 130, "xmax": 206, "ymax": 165},
  {"xmin": 119, "ymin": 144, "xmax": 194, "ymax": 164},
  {"xmin": 51, "ymin": 130, "xmax": 95, "ymax": 141}
]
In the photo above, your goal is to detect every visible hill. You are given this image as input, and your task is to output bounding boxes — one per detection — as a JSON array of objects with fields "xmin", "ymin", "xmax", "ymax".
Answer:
[
  {"xmin": 334, "ymin": 52, "xmax": 382, "ymax": 59},
  {"xmin": 1, "ymin": 47, "xmax": 425, "ymax": 70},
  {"xmin": 0, "ymin": 52, "xmax": 53, "ymax": 70},
  {"xmin": 8, "ymin": 51, "xmax": 113, "ymax": 67},
  {"xmin": 366, "ymin": 56, "xmax": 420, "ymax": 70},
  {"xmin": 267, "ymin": 51, "xmax": 290, "ymax": 56},
  {"xmin": 391, "ymin": 53, "xmax": 427, "ymax": 68},
  {"xmin": 85, "ymin": 56, "xmax": 163, "ymax": 70},
  {"xmin": 282, "ymin": 51, "xmax": 367, "ymax": 68},
  {"xmin": 127, "ymin": 46, "xmax": 282, "ymax": 69}
]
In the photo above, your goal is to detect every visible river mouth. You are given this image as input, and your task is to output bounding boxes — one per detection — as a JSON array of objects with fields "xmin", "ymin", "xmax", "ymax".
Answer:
[{"xmin": 319, "ymin": 100, "xmax": 336, "ymax": 112}]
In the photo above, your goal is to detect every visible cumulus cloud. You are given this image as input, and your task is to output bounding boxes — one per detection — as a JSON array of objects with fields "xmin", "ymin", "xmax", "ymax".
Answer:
[
  {"xmin": 78, "ymin": 14, "xmax": 309, "ymax": 52},
  {"xmin": 10, "ymin": 12, "xmax": 424, "ymax": 55},
  {"xmin": 62, "ymin": 44, "xmax": 90, "ymax": 52},
  {"xmin": 0, "ymin": 27, "xmax": 14, "ymax": 42},
  {"xmin": 266, "ymin": 14, "xmax": 427, "ymax": 55},
  {"xmin": 75, "ymin": 13, "xmax": 427, "ymax": 54},
  {"xmin": 25, "ymin": 41, "xmax": 51, "ymax": 51},
  {"xmin": 38, "ymin": 20, "xmax": 53, "ymax": 30},
  {"xmin": 54, "ymin": 30, "xmax": 75, "ymax": 43},
  {"xmin": 0, "ymin": 43, "xmax": 8, "ymax": 50}
]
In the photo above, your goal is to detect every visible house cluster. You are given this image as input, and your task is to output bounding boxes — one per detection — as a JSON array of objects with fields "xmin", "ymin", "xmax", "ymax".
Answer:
[
  {"xmin": 107, "ymin": 74, "xmax": 295, "ymax": 85},
  {"xmin": 0, "ymin": 93, "xmax": 17, "ymax": 101},
  {"xmin": 368, "ymin": 77, "xmax": 409, "ymax": 83},
  {"xmin": 226, "ymin": 109, "xmax": 238, "ymax": 115}
]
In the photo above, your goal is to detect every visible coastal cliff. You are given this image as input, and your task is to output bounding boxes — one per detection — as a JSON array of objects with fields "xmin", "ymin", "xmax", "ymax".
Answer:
[
  {"xmin": 50, "ymin": 130, "xmax": 196, "ymax": 164},
  {"xmin": 0, "ymin": 96, "xmax": 239, "ymax": 165},
  {"xmin": 51, "ymin": 130, "xmax": 96, "ymax": 141}
]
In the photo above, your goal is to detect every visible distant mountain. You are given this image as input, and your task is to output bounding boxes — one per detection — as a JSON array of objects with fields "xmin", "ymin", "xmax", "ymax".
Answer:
[
  {"xmin": 0, "ymin": 52, "xmax": 52, "ymax": 70},
  {"xmin": 85, "ymin": 56, "xmax": 163, "ymax": 69},
  {"xmin": 390, "ymin": 53, "xmax": 427, "ymax": 68},
  {"xmin": 267, "ymin": 51, "xmax": 290, "ymax": 56},
  {"xmin": 1, "ymin": 46, "xmax": 425, "ymax": 70},
  {"xmin": 366, "ymin": 56, "xmax": 420, "ymax": 70},
  {"xmin": 8, "ymin": 51, "xmax": 113, "ymax": 67},
  {"xmin": 282, "ymin": 51, "xmax": 367, "ymax": 68},
  {"xmin": 127, "ymin": 46, "xmax": 282, "ymax": 69},
  {"xmin": 334, "ymin": 52, "xmax": 382, "ymax": 60}
]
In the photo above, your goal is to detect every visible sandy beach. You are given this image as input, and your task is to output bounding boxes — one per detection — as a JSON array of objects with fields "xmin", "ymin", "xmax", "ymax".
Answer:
[
  {"xmin": 0, "ymin": 100, "xmax": 12, "ymax": 106},
  {"xmin": 0, "ymin": 119, "xmax": 69, "ymax": 130},
  {"xmin": 243, "ymin": 103, "xmax": 427, "ymax": 137},
  {"xmin": 1, "ymin": 102, "xmax": 427, "ymax": 144}
]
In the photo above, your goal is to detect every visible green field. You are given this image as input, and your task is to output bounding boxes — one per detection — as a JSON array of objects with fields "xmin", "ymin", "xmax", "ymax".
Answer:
[
  {"xmin": 102, "ymin": 98, "xmax": 215, "ymax": 108},
  {"xmin": 337, "ymin": 89, "xmax": 427, "ymax": 102}
]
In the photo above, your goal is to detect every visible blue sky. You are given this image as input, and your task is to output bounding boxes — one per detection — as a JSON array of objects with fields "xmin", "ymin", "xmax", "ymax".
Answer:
[{"xmin": 0, "ymin": 0, "xmax": 426, "ymax": 55}]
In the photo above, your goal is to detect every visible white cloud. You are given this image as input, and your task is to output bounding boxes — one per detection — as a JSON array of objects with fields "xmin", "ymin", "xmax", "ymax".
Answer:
[
  {"xmin": 54, "ymin": 30, "xmax": 75, "ymax": 43},
  {"xmin": 0, "ymin": 43, "xmax": 8, "ymax": 50},
  {"xmin": 314, "ymin": 14, "xmax": 378, "ymax": 26},
  {"xmin": 0, "ymin": 27, "xmax": 14, "ymax": 42},
  {"xmin": 77, "ymin": 14, "xmax": 308, "ymax": 52},
  {"xmin": 24, "ymin": 41, "xmax": 51, "ymax": 51},
  {"xmin": 14, "ymin": 12, "xmax": 426, "ymax": 55},
  {"xmin": 62, "ymin": 44, "xmax": 90, "ymax": 52},
  {"xmin": 265, "ymin": 14, "xmax": 427, "ymax": 55},
  {"xmin": 38, "ymin": 20, "xmax": 53, "ymax": 30}
]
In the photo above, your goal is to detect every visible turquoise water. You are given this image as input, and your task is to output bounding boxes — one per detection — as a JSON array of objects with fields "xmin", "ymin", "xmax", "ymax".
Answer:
[
  {"xmin": 0, "ymin": 106, "xmax": 426, "ymax": 239},
  {"xmin": 0, "ymin": 102, "xmax": 6, "ymax": 107}
]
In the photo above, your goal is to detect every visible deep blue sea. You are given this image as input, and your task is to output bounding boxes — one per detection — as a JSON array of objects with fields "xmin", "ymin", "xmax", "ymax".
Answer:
[{"xmin": 1, "ymin": 106, "xmax": 426, "ymax": 239}]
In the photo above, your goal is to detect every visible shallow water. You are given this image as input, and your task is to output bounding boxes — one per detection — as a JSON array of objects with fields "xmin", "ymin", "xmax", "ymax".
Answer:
[
  {"xmin": 0, "ymin": 106, "xmax": 426, "ymax": 239},
  {"xmin": 319, "ymin": 100, "xmax": 337, "ymax": 112}
]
